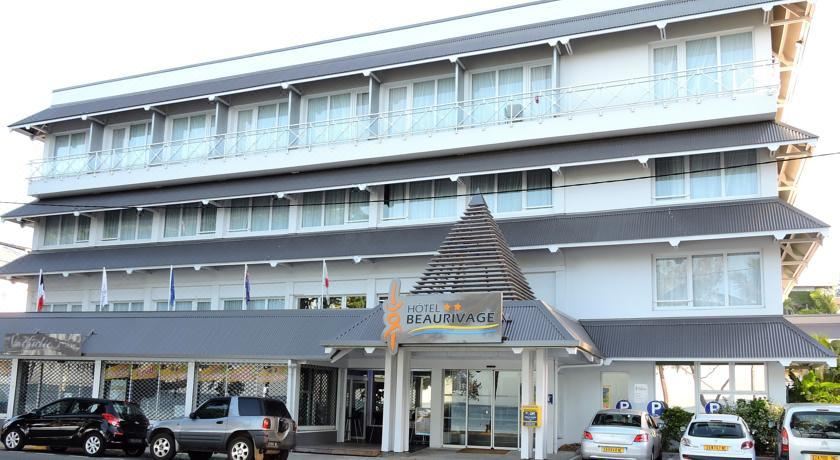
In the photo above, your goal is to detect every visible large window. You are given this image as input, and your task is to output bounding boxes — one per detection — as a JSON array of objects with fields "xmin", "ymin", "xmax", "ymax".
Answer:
[
  {"xmin": 222, "ymin": 297, "xmax": 286, "ymax": 311},
  {"xmin": 164, "ymin": 204, "xmax": 217, "ymax": 238},
  {"xmin": 466, "ymin": 64, "xmax": 552, "ymax": 124},
  {"xmin": 96, "ymin": 301, "xmax": 144, "ymax": 312},
  {"xmin": 655, "ymin": 252, "xmax": 762, "ymax": 308},
  {"xmin": 102, "ymin": 362, "xmax": 189, "ymax": 420},
  {"xmin": 155, "ymin": 299, "xmax": 211, "ymax": 311},
  {"xmin": 469, "ymin": 170, "xmax": 552, "ymax": 213},
  {"xmin": 306, "ymin": 91, "xmax": 369, "ymax": 144},
  {"xmin": 298, "ymin": 366, "xmax": 337, "ymax": 426},
  {"xmin": 16, "ymin": 360, "xmax": 94, "ymax": 414},
  {"xmin": 168, "ymin": 114, "xmax": 215, "ymax": 162},
  {"xmin": 655, "ymin": 363, "xmax": 767, "ymax": 412},
  {"xmin": 103, "ymin": 210, "xmax": 153, "ymax": 241},
  {"xmin": 235, "ymin": 102, "xmax": 290, "ymax": 152},
  {"xmin": 385, "ymin": 77, "xmax": 456, "ymax": 135},
  {"xmin": 654, "ymin": 151, "xmax": 758, "ymax": 200},
  {"xmin": 601, "ymin": 372, "xmax": 630, "ymax": 409},
  {"xmin": 110, "ymin": 122, "xmax": 151, "ymax": 168},
  {"xmin": 297, "ymin": 295, "xmax": 366, "ymax": 309},
  {"xmin": 300, "ymin": 189, "xmax": 369, "ymax": 228},
  {"xmin": 228, "ymin": 197, "xmax": 289, "ymax": 233},
  {"xmin": 43, "ymin": 215, "xmax": 91, "ymax": 246},
  {"xmin": 52, "ymin": 132, "xmax": 87, "ymax": 159},
  {"xmin": 383, "ymin": 180, "xmax": 457, "ymax": 220},
  {"xmin": 195, "ymin": 362, "xmax": 288, "ymax": 407}
]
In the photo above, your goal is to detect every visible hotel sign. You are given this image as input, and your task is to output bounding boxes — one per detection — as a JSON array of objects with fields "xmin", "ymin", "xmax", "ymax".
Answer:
[
  {"xmin": 3, "ymin": 333, "xmax": 83, "ymax": 357},
  {"xmin": 382, "ymin": 279, "xmax": 503, "ymax": 354}
]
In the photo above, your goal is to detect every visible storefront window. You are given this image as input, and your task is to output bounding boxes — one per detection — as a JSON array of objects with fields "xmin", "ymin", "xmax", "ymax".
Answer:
[
  {"xmin": 102, "ymin": 362, "xmax": 188, "ymax": 420},
  {"xmin": 601, "ymin": 372, "xmax": 629, "ymax": 409},
  {"xmin": 195, "ymin": 363, "xmax": 288, "ymax": 407},
  {"xmin": 655, "ymin": 364, "xmax": 696, "ymax": 411},
  {"xmin": 298, "ymin": 366, "xmax": 337, "ymax": 426},
  {"xmin": 16, "ymin": 360, "xmax": 94, "ymax": 414},
  {"xmin": 0, "ymin": 360, "xmax": 11, "ymax": 415},
  {"xmin": 655, "ymin": 363, "xmax": 767, "ymax": 412}
]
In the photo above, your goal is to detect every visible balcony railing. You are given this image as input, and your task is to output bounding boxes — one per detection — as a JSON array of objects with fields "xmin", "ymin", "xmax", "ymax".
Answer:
[{"xmin": 30, "ymin": 61, "xmax": 778, "ymax": 180}]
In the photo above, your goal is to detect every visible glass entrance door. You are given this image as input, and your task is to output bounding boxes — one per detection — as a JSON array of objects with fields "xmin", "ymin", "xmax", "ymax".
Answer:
[
  {"xmin": 443, "ymin": 369, "xmax": 521, "ymax": 449},
  {"xmin": 345, "ymin": 376, "xmax": 367, "ymax": 441}
]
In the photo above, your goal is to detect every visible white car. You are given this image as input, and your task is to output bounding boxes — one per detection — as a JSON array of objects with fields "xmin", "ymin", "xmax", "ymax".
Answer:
[
  {"xmin": 581, "ymin": 409, "xmax": 663, "ymax": 460},
  {"xmin": 776, "ymin": 403, "xmax": 840, "ymax": 460},
  {"xmin": 680, "ymin": 413, "xmax": 756, "ymax": 460}
]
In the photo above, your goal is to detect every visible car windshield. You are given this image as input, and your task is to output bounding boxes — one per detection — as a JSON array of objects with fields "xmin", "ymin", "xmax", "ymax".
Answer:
[
  {"xmin": 592, "ymin": 413, "xmax": 642, "ymax": 427},
  {"xmin": 790, "ymin": 411, "xmax": 840, "ymax": 439},
  {"xmin": 111, "ymin": 401, "xmax": 143, "ymax": 418},
  {"xmin": 688, "ymin": 421, "xmax": 744, "ymax": 438}
]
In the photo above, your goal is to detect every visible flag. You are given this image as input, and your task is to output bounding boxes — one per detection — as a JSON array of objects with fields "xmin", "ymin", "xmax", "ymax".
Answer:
[
  {"xmin": 244, "ymin": 264, "xmax": 251, "ymax": 306},
  {"xmin": 321, "ymin": 260, "xmax": 330, "ymax": 307},
  {"xmin": 99, "ymin": 267, "xmax": 108, "ymax": 309},
  {"xmin": 36, "ymin": 269, "xmax": 46, "ymax": 312},
  {"xmin": 168, "ymin": 266, "xmax": 175, "ymax": 309}
]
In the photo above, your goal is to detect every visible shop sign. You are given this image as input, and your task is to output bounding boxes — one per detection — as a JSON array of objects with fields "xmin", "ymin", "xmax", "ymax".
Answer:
[
  {"xmin": 382, "ymin": 279, "xmax": 503, "ymax": 354},
  {"xmin": 521, "ymin": 405, "xmax": 542, "ymax": 428},
  {"xmin": 3, "ymin": 333, "xmax": 83, "ymax": 356}
]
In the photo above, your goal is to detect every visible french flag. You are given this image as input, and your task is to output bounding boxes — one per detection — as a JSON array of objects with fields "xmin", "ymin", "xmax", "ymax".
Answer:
[{"xmin": 36, "ymin": 269, "xmax": 46, "ymax": 312}]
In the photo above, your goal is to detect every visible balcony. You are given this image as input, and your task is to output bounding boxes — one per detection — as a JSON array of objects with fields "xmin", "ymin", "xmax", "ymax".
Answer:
[{"xmin": 29, "ymin": 61, "xmax": 779, "ymax": 195}]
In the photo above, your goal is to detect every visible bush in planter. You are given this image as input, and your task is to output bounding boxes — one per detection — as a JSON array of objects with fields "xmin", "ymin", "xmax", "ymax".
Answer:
[
  {"xmin": 660, "ymin": 407, "xmax": 694, "ymax": 451},
  {"xmin": 719, "ymin": 399, "xmax": 783, "ymax": 455}
]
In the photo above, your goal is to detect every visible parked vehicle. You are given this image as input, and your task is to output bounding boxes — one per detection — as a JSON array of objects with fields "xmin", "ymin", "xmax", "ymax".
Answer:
[
  {"xmin": 1, "ymin": 397, "xmax": 149, "ymax": 457},
  {"xmin": 679, "ymin": 413, "xmax": 756, "ymax": 460},
  {"xmin": 776, "ymin": 403, "xmax": 840, "ymax": 460},
  {"xmin": 581, "ymin": 409, "xmax": 663, "ymax": 460},
  {"xmin": 147, "ymin": 396, "xmax": 296, "ymax": 460}
]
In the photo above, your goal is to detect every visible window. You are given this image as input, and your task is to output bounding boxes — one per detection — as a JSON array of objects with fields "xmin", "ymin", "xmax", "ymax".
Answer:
[
  {"xmin": 194, "ymin": 398, "xmax": 229, "ymax": 419},
  {"xmin": 228, "ymin": 197, "xmax": 289, "ymax": 232},
  {"xmin": 656, "ymin": 363, "xmax": 767, "ymax": 412},
  {"xmin": 39, "ymin": 399, "xmax": 73, "ymax": 416},
  {"xmin": 298, "ymin": 366, "xmax": 338, "ymax": 426},
  {"xmin": 102, "ymin": 362, "xmax": 188, "ymax": 420},
  {"xmin": 469, "ymin": 170, "xmax": 552, "ymax": 213},
  {"xmin": 222, "ymin": 297, "xmax": 285, "ymax": 311},
  {"xmin": 653, "ymin": 46, "xmax": 678, "ymax": 100},
  {"xmin": 102, "ymin": 210, "xmax": 153, "ymax": 241},
  {"xmin": 298, "ymin": 295, "xmax": 366, "ymax": 309},
  {"xmin": 790, "ymin": 412, "xmax": 840, "ymax": 439},
  {"xmin": 96, "ymin": 301, "xmax": 144, "ymax": 312},
  {"xmin": 235, "ymin": 102, "xmax": 290, "ymax": 152},
  {"xmin": 301, "ymin": 189, "xmax": 369, "ymax": 228},
  {"xmin": 110, "ymin": 122, "xmax": 151, "ymax": 168},
  {"xmin": 42, "ymin": 303, "xmax": 83, "ymax": 313},
  {"xmin": 156, "ymin": 299, "xmax": 211, "ymax": 311},
  {"xmin": 653, "ymin": 151, "xmax": 758, "ymax": 200},
  {"xmin": 466, "ymin": 64, "xmax": 552, "ymax": 124},
  {"xmin": 385, "ymin": 77, "xmax": 456, "ymax": 135},
  {"xmin": 168, "ymin": 114, "xmax": 215, "ymax": 162},
  {"xmin": 195, "ymin": 363, "xmax": 288, "ymax": 407},
  {"xmin": 383, "ymin": 180, "xmax": 457, "ymax": 220},
  {"xmin": 52, "ymin": 132, "xmax": 87, "ymax": 159},
  {"xmin": 655, "ymin": 252, "xmax": 761, "ymax": 308},
  {"xmin": 306, "ymin": 91, "xmax": 368, "ymax": 144},
  {"xmin": 43, "ymin": 215, "xmax": 91, "ymax": 246},
  {"xmin": 164, "ymin": 204, "xmax": 217, "ymax": 238},
  {"xmin": 601, "ymin": 372, "xmax": 629, "ymax": 409},
  {"xmin": 655, "ymin": 364, "xmax": 697, "ymax": 411}
]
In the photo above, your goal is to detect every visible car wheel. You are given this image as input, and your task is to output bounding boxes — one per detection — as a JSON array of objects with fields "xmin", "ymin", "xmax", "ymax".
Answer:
[
  {"xmin": 82, "ymin": 432, "xmax": 106, "ymax": 457},
  {"xmin": 124, "ymin": 446, "xmax": 146, "ymax": 457},
  {"xmin": 49, "ymin": 446, "xmax": 69, "ymax": 453},
  {"xmin": 3, "ymin": 428, "xmax": 25, "ymax": 451},
  {"xmin": 150, "ymin": 432, "xmax": 177, "ymax": 460},
  {"xmin": 227, "ymin": 435, "xmax": 254, "ymax": 460},
  {"xmin": 189, "ymin": 452, "xmax": 213, "ymax": 460}
]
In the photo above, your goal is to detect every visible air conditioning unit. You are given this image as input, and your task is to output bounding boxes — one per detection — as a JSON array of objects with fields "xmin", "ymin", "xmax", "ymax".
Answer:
[{"xmin": 504, "ymin": 103, "xmax": 524, "ymax": 121}]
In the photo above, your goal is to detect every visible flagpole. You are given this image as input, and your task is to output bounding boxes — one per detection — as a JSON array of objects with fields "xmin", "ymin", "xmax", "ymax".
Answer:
[
  {"xmin": 243, "ymin": 264, "xmax": 248, "ymax": 309},
  {"xmin": 168, "ymin": 265, "xmax": 175, "ymax": 310},
  {"xmin": 321, "ymin": 260, "xmax": 325, "ymax": 309}
]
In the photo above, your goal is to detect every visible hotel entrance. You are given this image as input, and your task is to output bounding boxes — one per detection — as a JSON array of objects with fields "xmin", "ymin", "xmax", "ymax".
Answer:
[{"xmin": 443, "ymin": 369, "xmax": 520, "ymax": 449}]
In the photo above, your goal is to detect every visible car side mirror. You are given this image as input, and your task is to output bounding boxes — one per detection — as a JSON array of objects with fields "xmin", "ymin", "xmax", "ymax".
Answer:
[{"xmin": 189, "ymin": 412, "xmax": 197, "ymax": 420}]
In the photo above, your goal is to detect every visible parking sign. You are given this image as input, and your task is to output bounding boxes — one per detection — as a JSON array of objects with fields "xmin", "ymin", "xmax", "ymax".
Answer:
[
  {"xmin": 646, "ymin": 400, "xmax": 667, "ymax": 416},
  {"xmin": 615, "ymin": 400, "xmax": 632, "ymax": 410},
  {"xmin": 704, "ymin": 401, "xmax": 722, "ymax": 414}
]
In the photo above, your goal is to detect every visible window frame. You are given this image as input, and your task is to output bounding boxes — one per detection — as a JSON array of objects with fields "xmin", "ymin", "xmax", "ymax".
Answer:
[
  {"xmin": 95, "ymin": 301, "xmax": 144, "ymax": 313},
  {"xmin": 48, "ymin": 130, "xmax": 88, "ymax": 160},
  {"xmin": 221, "ymin": 297, "xmax": 286, "ymax": 311},
  {"xmin": 463, "ymin": 59, "xmax": 553, "ymax": 101},
  {"xmin": 42, "ymin": 214, "xmax": 91, "ymax": 247},
  {"xmin": 467, "ymin": 170, "xmax": 554, "ymax": 214},
  {"xmin": 299, "ymin": 189, "xmax": 370, "ymax": 229},
  {"xmin": 655, "ymin": 362, "xmax": 768, "ymax": 414},
  {"xmin": 163, "ymin": 204, "xmax": 218, "ymax": 239},
  {"xmin": 652, "ymin": 151, "xmax": 760, "ymax": 202},
  {"xmin": 106, "ymin": 121, "xmax": 153, "ymax": 151},
  {"xmin": 296, "ymin": 294, "xmax": 367, "ymax": 309},
  {"xmin": 380, "ymin": 74, "xmax": 459, "ymax": 134},
  {"xmin": 155, "ymin": 299, "xmax": 212, "ymax": 312},
  {"xmin": 301, "ymin": 87, "xmax": 371, "ymax": 143},
  {"xmin": 653, "ymin": 250, "xmax": 764, "ymax": 310},
  {"xmin": 42, "ymin": 303, "xmax": 83, "ymax": 313},
  {"xmin": 166, "ymin": 111, "xmax": 216, "ymax": 142},
  {"xmin": 381, "ymin": 179, "xmax": 459, "ymax": 222},
  {"xmin": 230, "ymin": 99, "xmax": 291, "ymax": 153},
  {"xmin": 101, "ymin": 209, "xmax": 154, "ymax": 242},
  {"xmin": 226, "ymin": 196, "xmax": 290, "ymax": 234}
]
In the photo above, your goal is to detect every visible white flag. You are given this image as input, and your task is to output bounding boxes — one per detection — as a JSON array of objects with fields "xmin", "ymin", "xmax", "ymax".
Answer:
[{"xmin": 99, "ymin": 267, "xmax": 108, "ymax": 308}]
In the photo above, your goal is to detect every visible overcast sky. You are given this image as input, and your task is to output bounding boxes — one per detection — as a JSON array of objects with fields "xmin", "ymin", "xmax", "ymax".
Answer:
[{"xmin": 0, "ymin": 0, "xmax": 836, "ymax": 304}]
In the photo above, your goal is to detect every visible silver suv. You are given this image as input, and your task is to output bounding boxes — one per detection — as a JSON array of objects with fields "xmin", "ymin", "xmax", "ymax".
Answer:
[{"xmin": 147, "ymin": 396, "xmax": 296, "ymax": 460}]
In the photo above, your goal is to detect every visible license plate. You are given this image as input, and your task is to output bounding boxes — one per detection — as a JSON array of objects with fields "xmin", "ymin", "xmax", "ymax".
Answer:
[
  {"xmin": 812, "ymin": 456, "xmax": 838, "ymax": 460},
  {"xmin": 601, "ymin": 447, "xmax": 625, "ymax": 453},
  {"xmin": 704, "ymin": 445, "xmax": 729, "ymax": 452}
]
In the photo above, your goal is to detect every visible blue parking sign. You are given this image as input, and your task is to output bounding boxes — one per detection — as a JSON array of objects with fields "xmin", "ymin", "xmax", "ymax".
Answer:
[
  {"xmin": 615, "ymin": 400, "xmax": 632, "ymax": 410},
  {"xmin": 647, "ymin": 400, "xmax": 667, "ymax": 416},
  {"xmin": 704, "ymin": 401, "xmax": 722, "ymax": 414}
]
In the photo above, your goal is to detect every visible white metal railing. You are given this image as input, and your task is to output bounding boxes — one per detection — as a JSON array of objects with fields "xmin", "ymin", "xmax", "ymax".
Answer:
[{"xmin": 30, "ymin": 60, "xmax": 778, "ymax": 180}]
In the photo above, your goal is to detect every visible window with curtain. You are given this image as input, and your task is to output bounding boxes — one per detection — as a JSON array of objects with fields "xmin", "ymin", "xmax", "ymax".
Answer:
[
  {"xmin": 110, "ymin": 123, "xmax": 151, "ymax": 168},
  {"xmin": 720, "ymin": 32, "xmax": 754, "ymax": 91},
  {"xmin": 355, "ymin": 92, "xmax": 371, "ymax": 140},
  {"xmin": 237, "ymin": 102, "xmax": 291, "ymax": 151},
  {"xmin": 52, "ymin": 132, "xmax": 87, "ymax": 159},
  {"xmin": 655, "ymin": 252, "xmax": 761, "ymax": 308},
  {"xmin": 156, "ymin": 299, "xmax": 209, "ymax": 311},
  {"xmin": 306, "ymin": 93, "xmax": 362, "ymax": 144},
  {"xmin": 164, "ymin": 204, "xmax": 217, "ymax": 238},
  {"xmin": 102, "ymin": 210, "xmax": 153, "ymax": 241},
  {"xmin": 42, "ymin": 215, "xmax": 90, "ymax": 246},
  {"xmin": 470, "ymin": 70, "xmax": 497, "ymax": 125},
  {"xmin": 170, "ymin": 114, "xmax": 214, "ymax": 162},
  {"xmin": 383, "ymin": 180, "xmax": 457, "ymax": 221},
  {"xmin": 654, "ymin": 151, "xmax": 757, "ymax": 200},
  {"xmin": 227, "ymin": 197, "xmax": 289, "ymax": 232},
  {"xmin": 653, "ymin": 46, "xmax": 678, "ymax": 100},
  {"xmin": 686, "ymin": 37, "xmax": 718, "ymax": 96},
  {"xmin": 469, "ymin": 170, "xmax": 553, "ymax": 213},
  {"xmin": 658, "ymin": 32, "xmax": 753, "ymax": 98},
  {"xmin": 436, "ymin": 77, "xmax": 457, "ymax": 128},
  {"xmin": 387, "ymin": 87, "xmax": 408, "ymax": 135},
  {"xmin": 529, "ymin": 65, "xmax": 552, "ymax": 117},
  {"xmin": 301, "ymin": 189, "xmax": 369, "ymax": 228}
]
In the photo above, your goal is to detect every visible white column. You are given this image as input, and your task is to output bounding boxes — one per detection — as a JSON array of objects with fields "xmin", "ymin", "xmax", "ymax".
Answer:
[
  {"xmin": 547, "ymin": 358, "xmax": 557, "ymax": 454},
  {"xmin": 184, "ymin": 362, "xmax": 197, "ymax": 416},
  {"xmin": 521, "ymin": 350, "xmax": 534, "ymax": 460},
  {"xmin": 381, "ymin": 352, "xmax": 398, "ymax": 452},
  {"xmin": 429, "ymin": 367, "xmax": 443, "ymax": 448},
  {"xmin": 91, "ymin": 360, "xmax": 103, "ymax": 398},
  {"xmin": 6, "ymin": 358, "xmax": 20, "ymax": 416},
  {"xmin": 393, "ymin": 349, "xmax": 411, "ymax": 452},
  {"xmin": 286, "ymin": 362, "xmax": 299, "ymax": 421},
  {"xmin": 336, "ymin": 368, "xmax": 348, "ymax": 443},
  {"xmin": 535, "ymin": 349, "xmax": 548, "ymax": 460}
]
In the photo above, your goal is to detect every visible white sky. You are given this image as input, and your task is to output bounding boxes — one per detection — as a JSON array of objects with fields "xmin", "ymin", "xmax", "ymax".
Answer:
[{"xmin": 0, "ymin": 0, "xmax": 836, "ymax": 312}]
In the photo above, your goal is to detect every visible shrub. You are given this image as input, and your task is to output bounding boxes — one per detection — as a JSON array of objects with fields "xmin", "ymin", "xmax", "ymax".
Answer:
[
  {"xmin": 719, "ymin": 399, "xmax": 783, "ymax": 455},
  {"xmin": 660, "ymin": 407, "xmax": 693, "ymax": 451}
]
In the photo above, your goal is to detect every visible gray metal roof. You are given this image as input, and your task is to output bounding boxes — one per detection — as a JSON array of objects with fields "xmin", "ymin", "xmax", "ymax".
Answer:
[
  {"xmin": 786, "ymin": 315, "xmax": 840, "ymax": 340},
  {"xmin": 0, "ymin": 198, "xmax": 827, "ymax": 276},
  {"xmin": 4, "ymin": 121, "xmax": 816, "ymax": 219},
  {"xmin": 580, "ymin": 316, "xmax": 836, "ymax": 360},
  {"xmin": 324, "ymin": 301, "xmax": 602, "ymax": 355},
  {"xmin": 12, "ymin": 0, "xmax": 776, "ymax": 128},
  {"xmin": 0, "ymin": 309, "xmax": 370, "ymax": 361}
]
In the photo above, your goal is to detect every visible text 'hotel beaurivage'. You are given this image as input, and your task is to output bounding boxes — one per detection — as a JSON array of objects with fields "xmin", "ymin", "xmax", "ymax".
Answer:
[{"xmin": 0, "ymin": 1, "xmax": 833, "ymax": 459}]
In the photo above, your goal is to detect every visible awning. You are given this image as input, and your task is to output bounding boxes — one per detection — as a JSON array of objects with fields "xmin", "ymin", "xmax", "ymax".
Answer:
[
  {"xmin": 0, "ymin": 309, "xmax": 371, "ymax": 361},
  {"xmin": 11, "ymin": 0, "xmax": 782, "ymax": 130},
  {"xmin": 3, "ymin": 121, "xmax": 817, "ymax": 219},
  {"xmin": 581, "ymin": 316, "xmax": 837, "ymax": 365},
  {"xmin": 0, "ymin": 198, "xmax": 828, "ymax": 276}
]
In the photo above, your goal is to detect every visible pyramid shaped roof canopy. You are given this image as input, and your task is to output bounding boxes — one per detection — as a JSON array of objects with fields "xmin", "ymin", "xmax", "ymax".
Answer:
[{"xmin": 411, "ymin": 195, "xmax": 535, "ymax": 301}]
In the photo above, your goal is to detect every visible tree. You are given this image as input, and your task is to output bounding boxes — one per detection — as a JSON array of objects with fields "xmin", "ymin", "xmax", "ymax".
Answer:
[
  {"xmin": 784, "ymin": 289, "xmax": 838, "ymax": 314},
  {"xmin": 788, "ymin": 334, "xmax": 840, "ymax": 403}
]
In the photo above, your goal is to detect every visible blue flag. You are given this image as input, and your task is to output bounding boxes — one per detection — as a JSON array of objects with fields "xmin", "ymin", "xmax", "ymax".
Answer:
[
  {"xmin": 244, "ymin": 264, "xmax": 251, "ymax": 306},
  {"xmin": 168, "ymin": 266, "xmax": 175, "ymax": 309}
]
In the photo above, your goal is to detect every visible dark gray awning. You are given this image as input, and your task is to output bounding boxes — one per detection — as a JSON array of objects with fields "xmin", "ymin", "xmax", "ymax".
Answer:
[
  {"xmin": 0, "ymin": 309, "xmax": 370, "ymax": 361},
  {"xmin": 324, "ymin": 301, "xmax": 602, "ymax": 356},
  {"xmin": 0, "ymin": 198, "xmax": 827, "ymax": 276},
  {"xmin": 12, "ymin": 0, "xmax": 775, "ymax": 128},
  {"xmin": 581, "ymin": 316, "xmax": 836, "ymax": 362},
  {"xmin": 3, "ymin": 122, "xmax": 816, "ymax": 219}
]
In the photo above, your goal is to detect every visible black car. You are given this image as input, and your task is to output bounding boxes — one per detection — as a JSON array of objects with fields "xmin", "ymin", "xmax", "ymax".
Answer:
[{"xmin": 1, "ymin": 397, "xmax": 149, "ymax": 457}]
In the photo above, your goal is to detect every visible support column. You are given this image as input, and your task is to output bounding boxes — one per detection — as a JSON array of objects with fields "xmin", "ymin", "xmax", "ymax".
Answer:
[
  {"xmin": 287, "ymin": 89, "xmax": 301, "ymax": 147},
  {"xmin": 336, "ymin": 368, "xmax": 348, "ymax": 442},
  {"xmin": 535, "ymin": 349, "xmax": 548, "ymax": 460},
  {"xmin": 381, "ymin": 352, "xmax": 398, "ymax": 452},
  {"xmin": 521, "ymin": 350, "xmax": 534, "ymax": 460},
  {"xmin": 184, "ymin": 362, "xmax": 197, "ymax": 416},
  {"xmin": 393, "ymin": 349, "xmax": 411, "ymax": 452},
  {"xmin": 91, "ymin": 360, "xmax": 103, "ymax": 398},
  {"xmin": 6, "ymin": 358, "xmax": 20, "ymax": 416},
  {"xmin": 429, "ymin": 367, "xmax": 443, "ymax": 448},
  {"xmin": 547, "ymin": 357, "xmax": 557, "ymax": 454},
  {"xmin": 286, "ymin": 361, "xmax": 300, "ymax": 422}
]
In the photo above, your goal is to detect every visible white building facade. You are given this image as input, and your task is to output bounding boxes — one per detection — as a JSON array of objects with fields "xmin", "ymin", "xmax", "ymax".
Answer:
[{"xmin": 0, "ymin": 1, "xmax": 834, "ymax": 458}]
